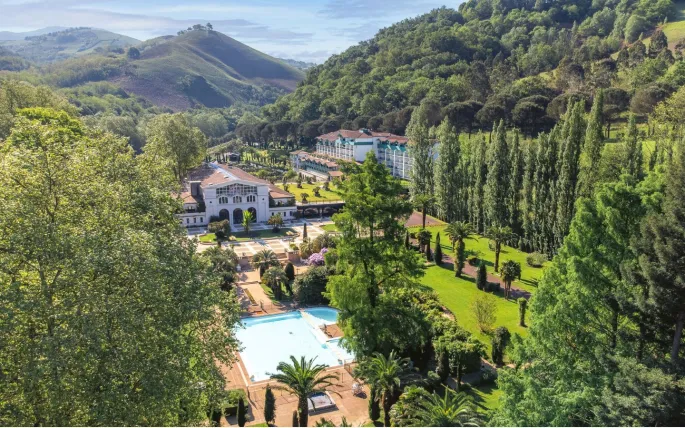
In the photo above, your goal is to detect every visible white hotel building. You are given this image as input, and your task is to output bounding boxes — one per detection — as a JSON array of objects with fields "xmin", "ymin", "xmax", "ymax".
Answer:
[
  {"xmin": 291, "ymin": 129, "xmax": 427, "ymax": 180},
  {"xmin": 177, "ymin": 162, "xmax": 296, "ymax": 228}
]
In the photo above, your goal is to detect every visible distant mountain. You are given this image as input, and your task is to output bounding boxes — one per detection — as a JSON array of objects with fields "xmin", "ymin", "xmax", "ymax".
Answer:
[
  {"xmin": 0, "ymin": 27, "xmax": 67, "ymax": 41},
  {"xmin": 277, "ymin": 58, "xmax": 317, "ymax": 70},
  {"xmin": 0, "ymin": 27, "xmax": 139, "ymax": 63}
]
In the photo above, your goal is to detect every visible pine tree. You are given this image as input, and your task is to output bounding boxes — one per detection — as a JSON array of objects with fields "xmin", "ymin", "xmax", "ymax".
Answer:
[
  {"xmin": 640, "ymin": 143, "xmax": 685, "ymax": 366},
  {"xmin": 554, "ymin": 101, "xmax": 585, "ymax": 249},
  {"xmin": 434, "ymin": 120, "xmax": 462, "ymax": 221},
  {"xmin": 577, "ymin": 90, "xmax": 604, "ymax": 198},
  {"xmin": 624, "ymin": 114, "xmax": 643, "ymax": 179},
  {"xmin": 468, "ymin": 133, "xmax": 488, "ymax": 232},
  {"xmin": 484, "ymin": 120, "xmax": 510, "ymax": 228},
  {"xmin": 507, "ymin": 130, "xmax": 524, "ymax": 233}
]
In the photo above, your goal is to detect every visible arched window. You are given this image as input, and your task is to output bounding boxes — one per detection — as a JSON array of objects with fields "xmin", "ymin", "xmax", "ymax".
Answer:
[
  {"xmin": 247, "ymin": 195, "xmax": 256, "ymax": 203},
  {"xmin": 233, "ymin": 196, "xmax": 242, "ymax": 203},
  {"xmin": 218, "ymin": 196, "xmax": 228, "ymax": 204}
]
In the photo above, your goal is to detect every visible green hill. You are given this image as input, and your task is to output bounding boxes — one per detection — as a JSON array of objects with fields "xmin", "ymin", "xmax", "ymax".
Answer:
[
  {"xmin": 0, "ymin": 27, "xmax": 139, "ymax": 63},
  {"xmin": 109, "ymin": 30, "xmax": 305, "ymax": 110}
]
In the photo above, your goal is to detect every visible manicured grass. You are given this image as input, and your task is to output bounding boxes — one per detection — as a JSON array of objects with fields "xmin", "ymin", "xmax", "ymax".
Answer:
[
  {"xmin": 198, "ymin": 228, "xmax": 296, "ymax": 243},
  {"xmin": 320, "ymin": 223, "xmax": 339, "ymax": 232},
  {"xmin": 260, "ymin": 283, "xmax": 293, "ymax": 302},
  {"xmin": 412, "ymin": 224, "xmax": 548, "ymax": 357},
  {"xmin": 277, "ymin": 182, "xmax": 344, "ymax": 203},
  {"xmin": 421, "ymin": 265, "xmax": 526, "ymax": 356},
  {"xmin": 467, "ymin": 383, "xmax": 503, "ymax": 413}
]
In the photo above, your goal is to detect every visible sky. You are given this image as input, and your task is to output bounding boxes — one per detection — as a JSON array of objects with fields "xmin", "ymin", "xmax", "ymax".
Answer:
[{"xmin": 0, "ymin": 0, "xmax": 456, "ymax": 63}]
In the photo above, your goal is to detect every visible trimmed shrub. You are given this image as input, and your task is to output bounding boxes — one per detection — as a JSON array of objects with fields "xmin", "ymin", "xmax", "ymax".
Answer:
[
  {"xmin": 518, "ymin": 297, "xmax": 528, "ymax": 326},
  {"xmin": 434, "ymin": 233, "xmax": 443, "ymax": 265},
  {"xmin": 491, "ymin": 326, "xmax": 511, "ymax": 365},
  {"xmin": 264, "ymin": 386, "xmax": 275, "ymax": 425},
  {"xmin": 237, "ymin": 397, "xmax": 246, "ymax": 427},
  {"xmin": 526, "ymin": 252, "xmax": 548, "ymax": 267},
  {"xmin": 284, "ymin": 262, "xmax": 295, "ymax": 281},
  {"xmin": 468, "ymin": 256, "xmax": 480, "ymax": 266},
  {"xmin": 476, "ymin": 263, "xmax": 488, "ymax": 291}
]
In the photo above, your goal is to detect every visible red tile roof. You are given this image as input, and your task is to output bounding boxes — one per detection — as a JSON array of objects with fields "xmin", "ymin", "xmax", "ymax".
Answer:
[
  {"xmin": 185, "ymin": 163, "xmax": 294, "ymax": 199},
  {"xmin": 316, "ymin": 129, "xmax": 409, "ymax": 144}
]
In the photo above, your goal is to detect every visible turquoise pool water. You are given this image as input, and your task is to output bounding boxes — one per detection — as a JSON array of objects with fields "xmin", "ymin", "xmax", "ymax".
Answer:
[{"xmin": 237, "ymin": 308, "xmax": 355, "ymax": 382}]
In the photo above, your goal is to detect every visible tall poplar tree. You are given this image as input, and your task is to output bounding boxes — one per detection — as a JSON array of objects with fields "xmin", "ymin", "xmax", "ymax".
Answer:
[
  {"xmin": 577, "ymin": 90, "xmax": 604, "ymax": 198},
  {"xmin": 407, "ymin": 103, "xmax": 435, "ymax": 198},
  {"xmin": 507, "ymin": 130, "xmax": 524, "ymax": 233},
  {"xmin": 624, "ymin": 113, "xmax": 643, "ymax": 179},
  {"xmin": 533, "ymin": 129, "xmax": 559, "ymax": 255},
  {"xmin": 434, "ymin": 120, "xmax": 462, "ymax": 222},
  {"xmin": 554, "ymin": 101, "xmax": 585, "ymax": 248},
  {"xmin": 521, "ymin": 139, "xmax": 538, "ymax": 249},
  {"xmin": 468, "ymin": 133, "xmax": 488, "ymax": 232},
  {"xmin": 484, "ymin": 120, "xmax": 510, "ymax": 228}
]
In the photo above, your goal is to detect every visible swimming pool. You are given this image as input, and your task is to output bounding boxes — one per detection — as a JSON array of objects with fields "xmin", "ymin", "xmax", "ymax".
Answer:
[{"xmin": 236, "ymin": 308, "xmax": 355, "ymax": 382}]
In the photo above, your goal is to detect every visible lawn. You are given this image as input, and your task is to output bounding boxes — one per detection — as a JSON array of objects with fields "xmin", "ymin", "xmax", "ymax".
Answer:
[
  {"xmin": 277, "ymin": 182, "xmax": 344, "ymax": 203},
  {"xmin": 467, "ymin": 383, "xmax": 503, "ymax": 414},
  {"xmin": 411, "ymin": 224, "xmax": 548, "ymax": 356},
  {"xmin": 198, "ymin": 228, "xmax": 296, "ymax": 242},
  {"xmin": 320, "ymin": 223, "xmax": 339, "ymax": 232}
]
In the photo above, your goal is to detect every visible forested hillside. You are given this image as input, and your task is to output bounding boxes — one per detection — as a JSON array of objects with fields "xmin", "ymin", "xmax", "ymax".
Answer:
[{"xmin": 256, "ymin": 0, "xmax": 677, "ymax": 140}]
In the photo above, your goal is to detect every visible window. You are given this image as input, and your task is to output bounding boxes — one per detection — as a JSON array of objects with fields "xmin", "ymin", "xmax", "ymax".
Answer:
[
  {"xmin": 247, "ymin": 195, "xmax": 256, "ymax": 203},
  {"xmin": 186, "ymin": 218, "xmax": 189, "ymax": 224},
  {"xmin": 218, "ymin": 196, "xmax": 228, "ymax": 204},
  {"xmin": 193, "ymin": 217, "xmax": 197, "ymax": 223},
  {"xmin": 200, "ymin": 217, "xmax": 204, "ymax": 223},
  {"xmin": 233, "ymin": 196, "xmax": 242, "ymax": 203}
]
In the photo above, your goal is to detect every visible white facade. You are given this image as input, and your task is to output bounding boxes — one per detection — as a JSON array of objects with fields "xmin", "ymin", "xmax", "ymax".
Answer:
[{"xmin": 178, "ymin": 163, "xmax": 296, "ymax": 228}]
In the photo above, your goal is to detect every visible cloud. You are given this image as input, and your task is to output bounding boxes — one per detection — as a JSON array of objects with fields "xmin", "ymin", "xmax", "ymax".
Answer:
[
  {"xmin": 318, "ymin": 0, "xmax": 444, "ymax": 19},
  {"xmin": 0, "ymin": 2, "xmax": 312, "ymax": 43}
]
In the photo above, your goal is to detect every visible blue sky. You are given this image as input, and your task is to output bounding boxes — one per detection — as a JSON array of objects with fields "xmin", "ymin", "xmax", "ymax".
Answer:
[{"xmin": 0, "ymin": 0, "xmax": 456, "ymax": 62}]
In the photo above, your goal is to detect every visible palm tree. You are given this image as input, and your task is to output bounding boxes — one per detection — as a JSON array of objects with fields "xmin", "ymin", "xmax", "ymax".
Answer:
[
  {"xmin": 417, "ymin": 229, "xmax": 432, "ymax": 253},
  {"xmin": 485, "ymin": 225, "xmax": 515, "ymax": 272},
  {"xmin": 301, "ymin": 192, "xmax": 310, "ymax": 203},
  {"xmin": 270, "ymin": 356, "xmax": 339, "ymax": 427},
  {"xmin": 412, "ymin": 194, "xmax": 435, "ymax": 228},
  {"xmin": 267, "ymin": 213, "xmax": 284, "ymax": 232},
  {"xmin": 445, "ymin": 221, "xmax": 474, "ymax": 250},
  {"xmin": 411, "ymin": 389, "xmax": 482, "ymax": 427},
  {"xmin": 262, "ymin": 266, "xmax": 288, "ymax": 300},
  {"xmin": 252, "ymin": 249, "xmax": 280, "ymax": 273},
  {"xmin": 500, "ymin": 260, "xmax": 521, "ymax": 300},
  {"xmin": 354, "ymin": 351, "xmax": 416, "ymax": 427},
  {"xmin": 201, "ymin": 246, "xmax": 238, "ymax": 291},
  {"xmin": 242, "ymin": 210, "xmax": 254, "ymax": 236}
]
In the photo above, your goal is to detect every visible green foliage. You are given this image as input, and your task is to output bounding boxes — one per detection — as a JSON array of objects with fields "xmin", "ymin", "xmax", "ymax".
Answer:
[
  {"xmin": 501, "ymin": 260, "xmax": 522, "ymax": 300},
  {"xmin": 525, "ymin": 252, "xmax": 547, "ymax": 268},
  {"xmin": 472, "ymin": 293, "xmax": 497, "ymax": 333},
  {"xmin": 491, "ymin": 326, "xmax": 511, "ymax": 365},
  {"xmin": 406, "ymin": 388, "xmax": 482, "ymax": 427},
  {"xmin": 208, "ymin": 219, "xmax": 231, "ymax": 241},
  {"xmin": 284, "ymin": 262, "xmax": 296, "ymax": 282},
  {"xmin": 484, "ymin": 120, "xmax": 510, "ymax": 228},
  {"xmin": 270, "ymin": 356, "xmax": 339, "ymax": 428},
  {"xmin": 434, "ymin": 232, "xmax": 443, "ymax": 265},
  {"xmin": 518, "ymin": 298, "xmax": 528, "ymax": 327},
  {"xmin": 368, "ymin": 386, "xmax": 381, "ymax": 422},
  {"xmin": 476, "ymin": 263, "xmax": 488, "ymax": 291},
  {"xmin": 264, "ymin": 385, "xmax": 276, "ymax": 425},
  {"xmin": 237, "ymin": 397, "xmax": 246, "ymax": 427},
  {"xmin": 144, "ymin": 113, "xmax": 206, "ymax": 182},
  {"xmin": 294, "ymin": 266, "xmax": 329, "ymax": 305},
  {"xmin": 0, "ymin": 109, "xmax": 241, "ymax": 425}
]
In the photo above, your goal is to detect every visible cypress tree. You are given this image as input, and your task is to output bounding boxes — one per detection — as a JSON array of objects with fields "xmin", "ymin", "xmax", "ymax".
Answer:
[
  {"xmin": 425, "ymin": 244, "xmax": 432, "ymax": 262},
  {"xmin": 434, "ymin": 120, "xmax": 462, "ymax": 221},
  {"xmin": 405, "ymin": 230, "xmax": 410, "ymax": 249},
  {"xmin": 508, "ymin": 130, "xmax": 524, "ymax": 233},
  {"xmin": 368, "ymin": 386, "xmax": 380, "ymax": 422},
  {"xmin": 455, "ymin": 240, "xmax": 466, "ymax": 277},
  {"xmin": 468, "ymin": 133, "xmax": 488, "ymax": 232},
  {"xmin": 434, "ymin": 232, "xmax": 443, "ymax": 265},
  {"xmin": 624, "ymin": 114, "xmax": 643, "ymax": 179},
  {"xmin": 476, "ymin": 262, "xmax": 488, "ymax": 291},
  {"xmin": 484, "ymin": 120, "xmax": 510, "ymax": 228},
  {"xmin": 237, "ymin": 397, "xmax": 246, "ymax": 427},
  {"xmin": 554, "ymin": 101, "xmax": 585, "ymax": 249},
  {"xmin": 577, "ymin": 90, "xmax": 604, "ymax": 198},
  {"xmin": 535, "ymin": 129, "xmax": 559, "ymax": 255},
  {"xmin": 518, "ymin": 297, "xmax": 528, "ymax": 326},
  {"xmin": 284, "ymin": 262, "xmax": 295, "ymax": 282},
  {"xmin": 264, "ymin": 386, "xmax": 276, "ymax": 425},
  {"xmin": 303, "ymin": 223, "xmax": 308, "ymax": 239}
]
